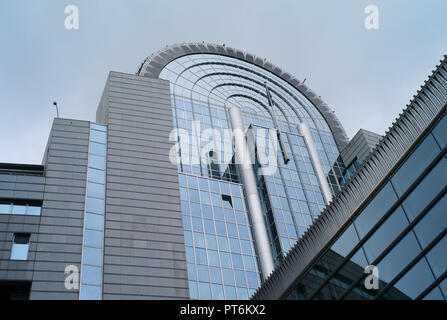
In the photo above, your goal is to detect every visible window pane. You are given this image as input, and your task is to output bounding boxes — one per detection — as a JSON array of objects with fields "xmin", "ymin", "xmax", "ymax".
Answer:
[
  {"xmin": 363, "ymin": 207, "xmax": 409, "ymax": 262},
  {"xmin": 27, "ymin": 206, "xmax": 41, "ymax": 216},
  {"xmin": 198, "ymin": 282, "xmax": 211, "ymax": 299},
  {"xmin": 386, "ymin": 258, "xmax": 435, "ymax": 300},
  {"xmin": 81, "ymin": 265, "xmax": 102, "ymax": 285},
  {"xmin": 88, "ymin": 168, "xmax": 105, "ymax": 184},
  {"xmin": 89, "ymin": 142, "xmax": 106, "ymax": 156},
  {"xmin": 377, "ymin": 231, "xmax": 421, "ymax": 284},
  {"xmin": 432, "ymin": 113, "xmax": 447, "ymax": 148},
  {"xmin": 90, "ymin": 130, "xmax": 107, "ymax": 143},
  {"xmin": 86, "ymin": 197, "xmax": 104, "ymax": 214},
  {"xmin": 330, "ymin": 224, "xmax": 359, "ymax": 258},
  {"xmin": 0, "ymin": 204, "xmax": 11, "ymax": 214},
  {"xmin": 354, "ymin": 183, "xmax": 398, "ymax": 238},
  {"xmin": 391, "ymin": 134, "xmax": 441, "ymax": 196},
  {"xmin": 90, "ymin": 123, "xmax": 107, "ymax": 132},
  {"xmin": 83, "ymin": 246, "xmax": 103, "ymax": 266},
  {"xmin": 402, "ymin": 158, "xmax": 447, "ymax": 221},
  {"xmin": 80, "ymin": 285, "xmax": 101, "ymax": 300},
  {"xmin": 426, "ymin": 234, "xmax": 447, "ymax": 278},
  {"xmin": 413, "ymin": 194, "xmax": 447, "ymax": 248},
  {"xmin": 85, "ymin": 213, "xmax": 104, "ymax": 231},
  {"xmin": 89, "ymin": 155, "xmax": 105, "ymax": 170},
  {"xmin": 10, "ymin": 243, "xmax": 29, "ymax": 260},
  {"xmin": 87, "ymin": 182, "xmax": 105, "ymax": 199},
  {"xmin": 84, "ymin": 229, "xmax": 103, "ymax": 248},
  {"xmin": 12, "ymin": 205, "xmax": 27, "ymax": 215}
]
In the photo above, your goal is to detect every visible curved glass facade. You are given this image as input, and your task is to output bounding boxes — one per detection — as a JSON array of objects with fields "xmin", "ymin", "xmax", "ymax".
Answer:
[{"xmin": 155, "ymin": 51, "xmax": 347, "ymax": 299}]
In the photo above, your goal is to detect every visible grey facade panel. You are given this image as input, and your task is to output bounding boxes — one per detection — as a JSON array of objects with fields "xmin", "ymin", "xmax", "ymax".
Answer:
[
  {"xmin": 29, "ymin": 118, "xmax": 90, "ymax": 300},
  {"xmin": 98, "ymin": 71, "xmax": 189, "ymax": 300}
]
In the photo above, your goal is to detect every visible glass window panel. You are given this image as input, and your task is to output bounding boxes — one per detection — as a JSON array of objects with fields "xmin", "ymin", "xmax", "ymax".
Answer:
[
  {"xmin": 413, "ymin": 194, "xmax": 447, "ymax": 248},
  {"xmin": 188, "ymin": 281, "xmax": 198, "ymax": 299},
  {"xmin": 88, "ymin": 168, "xmax": 105, "ymax": 184},
  {"xmin": 89, "ymin": 142, "xmax": 106, "ymax": 156},
  {"xmin": 354, "ymin": 183, "xmax": 398, "ymax": 238},
  {"xmin": 90, "ymin": 129, "xmax": 107, "ymax": 143},
  {"xmin": 212, "ymin": 284, "xmax": 225, "ymax": 299},
  {"xmin": 205, "ymin": 234, "xmax": 217, "ymax": 250},
  {"xmin": 246, "ymin": 272, "xmax": 259, "ymax": 288},
  {"xmin": 391, "ymin": 134, "xmax": 441, "ymax": 196},
  {"xmin": 83, "ymin": 246, "xmax": 103, "ymax": 266},
  {"xmin": 220, "ymin": 252, "xmax": 231, "ymax": 268},
  {"xmin": 80, "ymin": 285, "xmax": 101, "ymax": 300},
  {"xmin": 222, "ymin": 269, "xmax": 234, "ymax": 285},
  {"xmin": 185, "ymin": 246, "xmax": 194, "ymax": 263},
  {"xmin": 229, "ymin": 238, "xmax": 240, "ymax": 253},
  {"xmin": 0, "ymin": 204, "xmax": 11, "ymax": 214},
  {"xmin": 203, "ymin": 219, "xmax": 215, "ymax": 234},
  {"xmin": 330, "ymin": 224, "xmax": 360, "ymax": 258},
  {"xmin": 377, "ymin": 231, "xmax": 421, "ymax": 284},
  {"xmin": 12, "ymin": 205, "xmax": 27, "ymax": 215},
  {"xmin": 196, "ymin": 265, "xmax": 210, "ymax": 282},
  {"xmin": 84, "ymin": 229, "xmax": 103, "ymax": 248},
  {"xmin": 217, "ymin": 236, "xmax": 229, "ymax": 251},
  {"xmin": 432, "ymin": 113, "xmax": 447, "ymax": 148},
  {"xmin": 198, "ymin": 282, "xmax": 212, "ymax": 299},
  {"xmin": 195, "ymin": 248, "xmax": 207, "ymax": 265},
  {"xmin": 191, "ymin": 217, "xmax": 203, "ymax": 232},
  {"xmin": 86, "ymin": 197, "xmax": 104, "ymax": 214},
  {"xmin": 193, "ymin": 232, "xmax": 205, "ymax": 247},
  {"xmin": 234, "ymin": 270, "xmax": 247, "ymax": 287},
  {"xmin": 207, "ymin": 250, "xmax": 220, "ymax": 266},
  {"xmin": 87, "ymin": 182, "xmax": 105, "ymax": 199},
  {"xmin": 85, "ymin": 213, "xmax": 104, "ymax": 231},
  {"xmin": 187, "ymin": 263, "xmax": 197, "ymax": 281},
  {"xmin": 402, "ymin": 159, "xmax": 447, "ymax": 221},
  {"xmin": 81, "ymin": 265, "xmax": 102, "ymax": 285},
  {"xmin": 90, "ymin": 123, "xmax": 107, "ymax": 132},
  {"xmin": 209, "ymin": 266, "xmax": 222, "ymax": 283},
  {"xmin": 237, "ymin": 287, "xmax": 249, "ymax": 300},
  {"xmin": 439, "ymin": 277, "xmax": 447, "ymax": 298},
  {"xmin": 243, "ymin": 255, "xmax": 256, "ymax": 271},
  {"xmin": 27, "ymin": 206, "xmax": 41, "ymax": 216},
  {"xmin": 426, "ymin": 234, "xmax": 447, "ymax": 278},
  {"xmin": 387, "ymin": 258, "xmax": 435, "ymax": 300},
  {"xmin": 363, "ymin": 207, "xmax": 409, "ymax": 263},
  {"xmin": 224, "ymin": 286, "xmax": 237, "ymax": 299},
  {"xmin": 422, "ymin": 286, "xmax": 444, "ymax": 300},
  {"xmin": 89, "ymin": 155, "xmax": 105, "ymax": 170},
  {"xmin": 232, "ymin": 254, "xmax": 244, "ymax": 269},
  {"xmin": 10, "ymin": 243, "xmax": 29, "ymax": 260}
]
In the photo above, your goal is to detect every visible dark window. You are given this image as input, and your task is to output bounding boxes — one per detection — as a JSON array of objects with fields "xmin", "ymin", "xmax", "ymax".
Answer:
[{"xmin": 10, "ymin": 233, "xmax": 31, "ymax": 261}]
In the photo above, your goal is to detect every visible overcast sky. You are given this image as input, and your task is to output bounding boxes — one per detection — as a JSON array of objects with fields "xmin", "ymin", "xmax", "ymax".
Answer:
[{"xmin": 1, "ymin": 0, "xmax": 446, "ymax": 164}]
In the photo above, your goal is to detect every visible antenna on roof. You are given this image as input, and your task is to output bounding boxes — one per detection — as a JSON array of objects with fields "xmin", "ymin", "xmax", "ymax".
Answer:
[{"xmin": 53, "ymin": 102, "xmax": 60, "ymax": 118}]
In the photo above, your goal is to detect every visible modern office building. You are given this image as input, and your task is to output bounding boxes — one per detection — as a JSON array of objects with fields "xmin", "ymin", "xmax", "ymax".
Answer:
[
  {"xmin": 252, "ymin": 55, "xmax": 447, "ymax": 300},
  {"xmin": 0, "ymin": 43, "xmax": 445, "ymax": 300}
]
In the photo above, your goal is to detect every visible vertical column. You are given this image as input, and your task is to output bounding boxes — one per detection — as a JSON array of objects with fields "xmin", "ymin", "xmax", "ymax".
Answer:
[
  {"xmin": 298, "ymin": 122, "xmax": 333, "ymax": 205},
  {"xmin": 228, "ymin": 106, "xmax": 275, "ymax": 280},
  {"xmin": 79, "ymin": 123, "xmax": 107, "ymax": 300}
]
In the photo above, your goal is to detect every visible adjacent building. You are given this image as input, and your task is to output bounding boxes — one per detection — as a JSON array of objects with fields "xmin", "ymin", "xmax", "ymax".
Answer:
[
  {"xmin": 252, "ymin": 55, "xmax": 447, "ymax": 300},
  {"xmin": 0, "ymin": 43, "xmax": 445, "ymax": 300}
]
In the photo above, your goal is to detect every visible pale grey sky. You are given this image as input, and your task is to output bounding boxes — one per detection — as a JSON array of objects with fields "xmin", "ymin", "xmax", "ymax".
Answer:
[{"xmin": 1, "ymin": 0, "xmax": 446, "ymax": 164}]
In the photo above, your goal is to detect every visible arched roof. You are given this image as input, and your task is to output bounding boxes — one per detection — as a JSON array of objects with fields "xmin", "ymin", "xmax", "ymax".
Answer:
[{"xmin": 137, "ymin": 42, "xmax": 349, "ymax": 150}]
